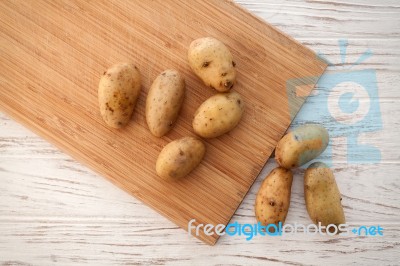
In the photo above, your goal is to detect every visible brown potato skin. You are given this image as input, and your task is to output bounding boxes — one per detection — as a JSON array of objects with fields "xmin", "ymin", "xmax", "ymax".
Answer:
[
  {"xmin": 188, "ymin": 37, "xmax": 236, "ymax": 92},
  {"xmin": 255, "ymin": 167, "xmax": 293, "ymax": 228},
  {"xmin": 98, "ymin": 63, "xmax": 141, "ymax": 128},
  {"xmin": 146, "ymin": 70, "xmax": 185, "ymax": 137},
  {"xmin": 156, "ymin": 137, "xmax": 206, "ymax": 182},
  {"xmin": 304, "ymin": 162, "xmax": 345, "ymax": 229}
]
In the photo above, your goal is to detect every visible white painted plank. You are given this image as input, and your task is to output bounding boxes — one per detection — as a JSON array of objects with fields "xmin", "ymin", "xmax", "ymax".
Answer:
[
  {"xmin": 0, "ymin": 221, "xmax": 398, "ymax": 265},
  {"xmin": 236, "ymin": 0, "xmax": 400, "ymax": 39}
]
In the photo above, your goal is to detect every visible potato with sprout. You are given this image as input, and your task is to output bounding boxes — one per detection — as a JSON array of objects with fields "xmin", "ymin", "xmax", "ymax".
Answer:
[{"xmin": 188, "ymin": 37, "xmax": 236, "ymax": 92}]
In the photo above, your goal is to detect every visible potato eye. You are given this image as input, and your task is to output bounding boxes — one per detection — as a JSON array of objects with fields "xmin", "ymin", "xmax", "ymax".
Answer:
[{"xmin": 202, "ymin": 61, "xmax": 211, "ymax": 68}]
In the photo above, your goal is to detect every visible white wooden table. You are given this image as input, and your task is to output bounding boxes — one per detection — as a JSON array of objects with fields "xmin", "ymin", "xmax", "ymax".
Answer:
[{"xmin": 1, "ymin": 0, "xmax": 399, "ymax": 265}]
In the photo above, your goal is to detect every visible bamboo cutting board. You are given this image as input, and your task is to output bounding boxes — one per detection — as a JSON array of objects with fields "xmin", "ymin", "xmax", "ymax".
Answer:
[{"xmin": 0, "ymin": 0, "xmax": 327, "ymax": 245}]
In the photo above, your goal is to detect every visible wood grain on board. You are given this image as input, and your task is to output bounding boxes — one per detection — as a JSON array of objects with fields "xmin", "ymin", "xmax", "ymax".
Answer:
[{"xmin": 0, "ymin": 0, "xmax": 326, "ymax": 245}]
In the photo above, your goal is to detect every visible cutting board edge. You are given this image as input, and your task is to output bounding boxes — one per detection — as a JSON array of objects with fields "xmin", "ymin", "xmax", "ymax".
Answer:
[{"xmin": 229, "ymin": 0, "xmax": 327, "ymax": 66}]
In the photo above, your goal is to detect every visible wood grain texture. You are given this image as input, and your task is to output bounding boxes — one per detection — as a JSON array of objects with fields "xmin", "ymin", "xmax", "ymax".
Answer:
[
  {"xmin": 0, "ymin": 0, "xmax": 326, "ymax": 245},
  {"xmin": 1, "ymin": 0, "xmax": 400, "ymax": 265}
]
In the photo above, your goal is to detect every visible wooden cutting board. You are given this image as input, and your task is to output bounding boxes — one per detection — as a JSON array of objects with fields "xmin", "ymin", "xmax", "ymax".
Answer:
[{"xmin": 0, "ymin": 0, "xmax": 327, "ymax": 245}]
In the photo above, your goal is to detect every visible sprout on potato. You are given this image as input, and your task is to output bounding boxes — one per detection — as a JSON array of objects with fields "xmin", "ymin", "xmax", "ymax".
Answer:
[{"xmin": 188, "ymin": 37, "xmax": 236, "ymax": 92}]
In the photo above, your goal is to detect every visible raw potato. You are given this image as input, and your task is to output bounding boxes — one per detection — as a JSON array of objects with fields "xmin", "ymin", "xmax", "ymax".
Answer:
[
  {"xmin": 304, "ymin": 162, "xmax": 345, "ymax": 232},
  {"xmin": 146, "ymin": 70, "xmax": 185, "ymax": 137},
  {"xmin": 98, "ymin": 63, "xmax": 141, "ymax": 128},
  {"xmin": 188, "ymin": 37, "xmax": 236, "ymax": 92},
  {"xmin": 156, "ymin": 137, "xmax": 206, "ymax": 182},
  {"xmin": 192, "ymin": 91, "xmax": 245, "ymax": 138},
  {"xmin": 255, "ymin": 167, "xmax": 293, "ymax": 230},
  {"xmin": 275, "ymin": 124, "xmax": 329, "ymax": 169}
]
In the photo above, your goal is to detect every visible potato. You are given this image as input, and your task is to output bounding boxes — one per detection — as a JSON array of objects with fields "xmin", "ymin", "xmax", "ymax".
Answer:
[
  {"xmin": 156, "ymin": 137, "xmax": 206, "ymax": 181},
  {"xmin": 98, "ymin": 63, "xmax": 141, "ymax": 128},
  {"xmin": 275, "ymin": 124, "xmax": 329, "ymax": 169},
  {"xmin": 255, "ymin": 167, "xmax": 293, "ymax": 230},
  {"xmin": 188, "ymin": 37, "xmax": 236, "ymax": 92},
  {"xmin": 304, "ymin": 162, "xmax": 345, "ymax": 232},
  {"xmin": 192, "ymin": 91, "xmax": 244, "ymax": 138},
  {"xmin": 146, "ymin": 70, "xmax": 185, "ymax": 137}
]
